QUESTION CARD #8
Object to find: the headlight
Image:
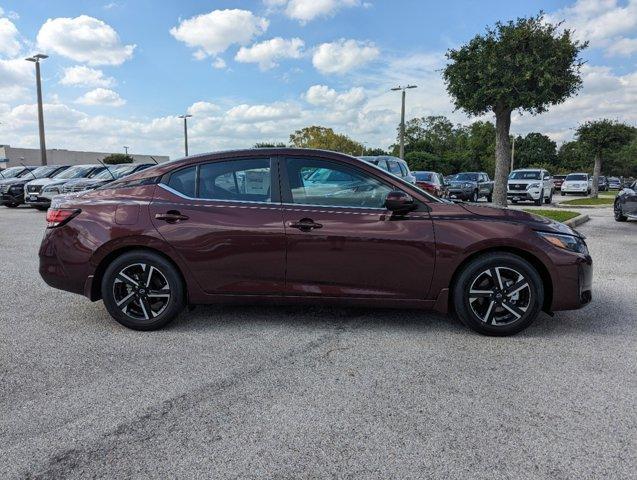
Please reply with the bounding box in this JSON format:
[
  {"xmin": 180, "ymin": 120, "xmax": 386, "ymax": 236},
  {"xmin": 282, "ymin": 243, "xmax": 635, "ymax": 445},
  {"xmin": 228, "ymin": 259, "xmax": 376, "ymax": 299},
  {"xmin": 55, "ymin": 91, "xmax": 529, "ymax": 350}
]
[
  {"xmin": 527, "ymin": 183, "xmax": 540, "ymax": 189},
  {"xmin": 9, "ymin": 185, "xmax": 22, "ymax": 191},
  {"xmin": 464, "ymin": 182, "xmax": 473, "ymax": 188},
  {"xmin": 536, "ymin": 231, "xmax": 588, "ymax": 255}
]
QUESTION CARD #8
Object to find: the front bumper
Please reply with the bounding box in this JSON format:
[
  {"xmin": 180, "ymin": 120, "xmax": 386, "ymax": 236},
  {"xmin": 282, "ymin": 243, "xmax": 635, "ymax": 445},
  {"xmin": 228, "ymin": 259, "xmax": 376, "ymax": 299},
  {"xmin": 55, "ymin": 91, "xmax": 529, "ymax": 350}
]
[
  {"xmin": 561, "ymin": 186, "xmax": 588, "ymax": 193},
  {"xmin": 448, "ymin": 188, "xmax": 472, "ymax": 200},
  {"xmin": 550, "ymin": 252, "xmax": 593, "ymax": 311},
  {"xmin": 25, "ymin": 190, "xmax": 58, "ymax": 207},
  {"xmin": 0, "ymin": 191, "xmax": 24, "ymax": 205},
  {"xmin": 507, "ymin": 188, "xmax": 542, "ymax": 201}
]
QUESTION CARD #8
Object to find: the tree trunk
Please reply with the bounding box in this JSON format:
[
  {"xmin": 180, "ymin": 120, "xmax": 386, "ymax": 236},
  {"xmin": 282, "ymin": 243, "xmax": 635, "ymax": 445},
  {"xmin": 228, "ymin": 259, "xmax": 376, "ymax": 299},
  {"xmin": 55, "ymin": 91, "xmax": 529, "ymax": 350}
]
[
  {"xmin": 493, "ymin": 108, "xmax": 512, "ymax": 207},
  {"xmin": 591, "ymin": 152, "xmax": 601, "ymax": 198}
]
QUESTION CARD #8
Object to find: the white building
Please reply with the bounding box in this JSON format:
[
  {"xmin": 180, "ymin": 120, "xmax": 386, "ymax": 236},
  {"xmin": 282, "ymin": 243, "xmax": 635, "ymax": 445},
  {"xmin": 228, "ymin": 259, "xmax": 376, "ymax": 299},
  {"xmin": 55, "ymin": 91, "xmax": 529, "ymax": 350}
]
[{"xmin": 0, "ymin": 145, "xmax": 169, "ymax": 169}]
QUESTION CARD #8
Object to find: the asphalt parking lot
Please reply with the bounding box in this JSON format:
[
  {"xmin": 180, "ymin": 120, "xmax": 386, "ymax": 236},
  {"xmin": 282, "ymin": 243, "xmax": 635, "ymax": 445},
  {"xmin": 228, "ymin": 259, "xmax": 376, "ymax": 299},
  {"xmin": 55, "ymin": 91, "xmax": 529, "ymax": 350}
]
[{"xmin": 1, "ymin": 206, "xmax": 635, "ymax": 479}]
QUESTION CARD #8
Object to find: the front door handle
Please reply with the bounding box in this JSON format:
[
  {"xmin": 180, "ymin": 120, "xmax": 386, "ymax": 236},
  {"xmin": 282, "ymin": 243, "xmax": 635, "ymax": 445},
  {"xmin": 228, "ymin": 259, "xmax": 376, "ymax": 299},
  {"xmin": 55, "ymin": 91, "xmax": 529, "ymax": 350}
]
[
  {"xmin": 155, "ymin": 210, "xmax": 189, "ymax": 222},
  {"xmin": 288, "ymin": 218, "xmax": 323, "ymax": 232}
]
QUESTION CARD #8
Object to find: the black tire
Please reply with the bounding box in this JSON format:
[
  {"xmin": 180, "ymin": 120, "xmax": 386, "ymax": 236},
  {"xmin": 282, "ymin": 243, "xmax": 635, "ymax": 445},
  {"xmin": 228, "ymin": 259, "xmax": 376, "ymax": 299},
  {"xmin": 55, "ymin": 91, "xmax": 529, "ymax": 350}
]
[
  {"xmin": 35, "ymin": 205, "xmax": 48, "ymax": 211},
  {"xmin": 614, "ymin": 201, "xmax": 627, "ymax": 222},
  {"xmin": 544, "ymin": 189, "xmax": 553, "ymax": 204},
  {"xmin": 101, "ymin": 250, "xmax": 186, "ymax": 330},
  {"xmin": 471, "ymin": 190, "xmax": 478, "ymax": 202},
  {"xmin": 534, "ymin": 190, "xmax": 543, "ymax": 206},
  {"xmin": 452, "ymin": 252, "xmax": 544, "ymax": 336},
  {"xmin": 486, "ymin": 193, "xmax": 493, "ymax": 203},
  {"xmin": 5, "ymin": 203, "xmax": 18, "ymax": 208},
  {"xmin": 560, "ymin": 191, "xmax": 565, "ymax": 196}
]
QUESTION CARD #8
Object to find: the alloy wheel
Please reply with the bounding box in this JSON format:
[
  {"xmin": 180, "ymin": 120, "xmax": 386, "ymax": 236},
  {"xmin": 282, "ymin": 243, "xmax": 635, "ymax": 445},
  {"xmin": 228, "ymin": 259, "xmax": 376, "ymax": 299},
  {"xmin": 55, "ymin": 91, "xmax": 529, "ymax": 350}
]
[
  {"xmin": 112, "ymin": 263, "xmax": 171, "ymax": 321},
  {"xmin": 467, "ymin": 266, "xmax": 531, "ymax": 325}
]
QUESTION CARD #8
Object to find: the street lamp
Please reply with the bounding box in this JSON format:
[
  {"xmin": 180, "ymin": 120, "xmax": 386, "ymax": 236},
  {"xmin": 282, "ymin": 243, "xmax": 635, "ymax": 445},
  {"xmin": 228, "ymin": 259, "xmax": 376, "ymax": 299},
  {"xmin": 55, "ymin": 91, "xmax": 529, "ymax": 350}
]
[
  {"xmin": 178, "ymin": 114, "xmax": 192, "ymax": 157},
  {"xmin": 391, "ymin": 85, "xmax": 417, "ymax": 160},
  {"xmin": 25, "ymin": 53, "xmax": 49, "ymax": 166},
  {"xmin": 123, "ymin": 145, "xmax": 129, "ymax": 156}
]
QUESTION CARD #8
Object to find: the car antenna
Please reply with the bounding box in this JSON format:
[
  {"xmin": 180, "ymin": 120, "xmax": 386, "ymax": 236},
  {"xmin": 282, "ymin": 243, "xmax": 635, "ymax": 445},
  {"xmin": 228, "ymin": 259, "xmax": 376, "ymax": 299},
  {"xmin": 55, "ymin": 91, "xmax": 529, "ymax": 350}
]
[
  {"xmin": 149, "ymin": 156, "xmax": 159, "ymax": 164},
  {"xmin": 96, "ymin": 158, "xmax": 116, "ymax": 180},
  {"xmin": 19, "ymin": 161, "xmax": 37, "ymax": 180}
]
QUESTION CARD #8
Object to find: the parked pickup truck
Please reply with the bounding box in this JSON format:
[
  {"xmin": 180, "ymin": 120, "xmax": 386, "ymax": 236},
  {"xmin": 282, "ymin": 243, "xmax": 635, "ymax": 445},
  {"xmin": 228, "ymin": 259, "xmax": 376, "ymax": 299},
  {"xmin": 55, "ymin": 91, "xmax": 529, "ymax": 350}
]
[{"xmin": 447, "ymin": 172, "xmax": 494, "ymax": 202}]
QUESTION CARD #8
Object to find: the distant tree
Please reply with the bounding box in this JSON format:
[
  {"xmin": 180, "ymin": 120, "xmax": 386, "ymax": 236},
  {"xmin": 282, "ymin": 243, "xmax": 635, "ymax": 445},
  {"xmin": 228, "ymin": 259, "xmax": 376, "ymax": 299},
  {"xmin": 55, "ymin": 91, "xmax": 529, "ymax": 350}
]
[
  {"xmin": 103, "ymin": 153, "xmax": 133, "ymax": 165},
  {"xmin": 576, "ymin": 119, "xmax": 635, "ymax": 197},
  {"xmin": 254, "ymin": 142, "xmax": 287, "ymax": 148},
  {"xmin": 443, "ymin": 13, "xmax": 587, "ymax": 206},
  {"xmin": 557, "ymin": 141, "xmax": 589, "ymax": 173},
  {"xmin": 362, "ymin": 147, "xmax": 389, "ymax": 156},
  {"xmin": 608, "ymin": 137, "xmax": 637, "ymax": 177},
  {"xmin": 513, "ymin": 132, "xmax": 557, "ymax": 169},
  {"xmin": 289, "ymin": 126, "xmax": 363, "ymax": 156},
  {"xmin": 466, "ymin": 121, "xmax": 496, "ymax": 175},
  {"xmin": 405, "ymin": 151, "xmax": 444, "ymax": 173}
]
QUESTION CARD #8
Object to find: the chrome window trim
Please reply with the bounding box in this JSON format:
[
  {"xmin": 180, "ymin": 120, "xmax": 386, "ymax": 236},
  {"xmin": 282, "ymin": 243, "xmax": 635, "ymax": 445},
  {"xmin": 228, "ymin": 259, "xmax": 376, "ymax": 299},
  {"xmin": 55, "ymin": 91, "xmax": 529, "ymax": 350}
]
[{"xmin": 158, "ymin": 183, "xmax": 274, "ymax": 205}]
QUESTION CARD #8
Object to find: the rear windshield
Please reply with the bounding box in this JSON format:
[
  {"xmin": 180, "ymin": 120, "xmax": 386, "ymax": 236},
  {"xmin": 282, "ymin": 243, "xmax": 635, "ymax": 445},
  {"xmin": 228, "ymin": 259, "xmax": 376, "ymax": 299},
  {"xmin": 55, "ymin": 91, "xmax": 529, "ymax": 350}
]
[
  {"xmin": 509, "ymin": 171, "xmax": 540, "ymax": 180},
  {"xmin": 566, "ymin": 174, "xmax": 587, "ymax": 181},
  {"xmin": 455, "ymin": 173, "xmax": 479, "ymax": 181},
  {"xmin": 414, "ymin": 172, "xmax": 433, "ymax": 181}
]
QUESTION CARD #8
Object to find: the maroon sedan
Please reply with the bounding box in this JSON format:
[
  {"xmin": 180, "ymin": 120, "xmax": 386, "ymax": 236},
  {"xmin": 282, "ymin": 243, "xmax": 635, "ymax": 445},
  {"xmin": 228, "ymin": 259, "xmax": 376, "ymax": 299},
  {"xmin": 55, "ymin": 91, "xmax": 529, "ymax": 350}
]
[{"xmin": 39, "ymin": 149, "xmax": 592, "ymax": 336}]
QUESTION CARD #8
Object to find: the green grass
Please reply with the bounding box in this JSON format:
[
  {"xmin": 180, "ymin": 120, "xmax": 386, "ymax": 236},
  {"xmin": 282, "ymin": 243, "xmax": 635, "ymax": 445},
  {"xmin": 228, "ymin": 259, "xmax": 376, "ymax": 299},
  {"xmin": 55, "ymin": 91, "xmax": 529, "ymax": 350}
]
[
  {"xmin": 523, "ymin": 209, "xmax": 581, "ymax": 222},
  {"xmin": 560, "ymin": 196, "xmax": 614, "ymax": 206}
]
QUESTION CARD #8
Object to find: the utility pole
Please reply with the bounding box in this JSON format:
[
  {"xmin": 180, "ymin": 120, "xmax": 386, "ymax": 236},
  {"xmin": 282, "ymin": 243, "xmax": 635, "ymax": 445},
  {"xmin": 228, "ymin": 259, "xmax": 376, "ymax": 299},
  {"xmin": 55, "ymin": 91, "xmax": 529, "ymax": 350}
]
[
  {"xmin": 391, "ymin": 85, "xmax": 417, "ymax": 159},
  {"xmin": 178, "ymin": 114, "xmax": 192, "ymax": 157},
  {"xmin": 25, "ymin": 54, "xmax": 49, "ymax": 165},
  {"xmin": 510, "ymin": 136, "xmax": 516, "ymax": 171},
  {"xmin": 123, "ymin": 146, "xmax": 129, "ymax": 156}
]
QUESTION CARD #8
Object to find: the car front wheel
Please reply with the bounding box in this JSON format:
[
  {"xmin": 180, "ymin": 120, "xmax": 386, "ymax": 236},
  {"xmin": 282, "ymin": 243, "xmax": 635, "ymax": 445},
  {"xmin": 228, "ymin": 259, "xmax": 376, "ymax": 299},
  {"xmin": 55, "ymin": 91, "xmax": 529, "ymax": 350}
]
[
  {"xmin": 101, "ymin": 250, "xmax": 186, "ymax": 330},
  {"xmin": 614, "ymin": 201, "xmax": 627, "ymax": 222},
  {"xmin": 452, "ymin": 253, "xmax": 544, "ymax": 336}
]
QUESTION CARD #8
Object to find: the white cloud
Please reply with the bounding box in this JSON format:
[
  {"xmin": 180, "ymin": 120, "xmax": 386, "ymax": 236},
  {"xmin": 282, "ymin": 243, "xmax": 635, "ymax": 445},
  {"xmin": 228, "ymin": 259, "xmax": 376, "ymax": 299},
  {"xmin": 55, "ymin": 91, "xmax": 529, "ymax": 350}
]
[
  {"xmin": 606, "ymin": 37, "xmax": 637, "ymax": 56},
  {"xmin": 226, "ymin": 102, "xmax": 302, "ymax": 122},
  {"xmin": 264, "ymin": 0, "xmax": 363, "ymax": 23},
  {"xmin": 312, "ymin": 39, "xmax": 379, "ymax": 74},
  {"xmin": 0, "ymin": 17, "xmax": 21, "ymax": 56},
  {"xmin": 76, "ymin": 88, "xmax": 126, "ymax": 107},
  {"xmin": 548, "ymin": 0, "xmax": 637, "ymax": 55},
  {"xmin": 235, "ymin": 37, "xmax": 304, "ymax": 70},
  {"xmin": 187, "ymin": 101, "xmax": 221, "ymax": 116},
  {"xmin": 304, "ymin": 85, "xmax": 366, "ymax": 110},
  {"xmin": 170, "ymin": 9, "xmax": 269, "ymax": 58},
  {"xmin": 0, "ymin": 59, "xmax": 32, "ymax": 101},
  {"xmin": 212, "ymin": 58, "xmax": 227, "ymax": 69},
  {"xmin": 37, "ymin": 15, "xmax": 135, "ymax": 65},
  {"xmin": 60, "ymin": 65, "xmax": 116, "ymax": 87}
]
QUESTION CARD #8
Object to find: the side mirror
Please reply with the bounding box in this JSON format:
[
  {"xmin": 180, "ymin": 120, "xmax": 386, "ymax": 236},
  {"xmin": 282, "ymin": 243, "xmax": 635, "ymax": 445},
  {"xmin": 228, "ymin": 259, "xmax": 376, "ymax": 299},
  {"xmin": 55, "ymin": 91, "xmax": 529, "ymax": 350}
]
[{"xmin": 385, "ymin": 191, "xmax": 417, "ymax": 214}]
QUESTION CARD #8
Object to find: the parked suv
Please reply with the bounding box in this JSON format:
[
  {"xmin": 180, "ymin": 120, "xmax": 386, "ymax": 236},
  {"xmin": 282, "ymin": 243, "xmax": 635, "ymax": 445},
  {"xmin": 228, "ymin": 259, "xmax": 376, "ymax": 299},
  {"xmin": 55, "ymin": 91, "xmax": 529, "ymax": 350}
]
[
  {"xmin": 0, "ymin": 166, "xmax": 37, "ymax": 207},
  {"xmin": 39, "ymin": 148, "xmax": 592, "ymax": 336},
  {"xmin": 561, "ymin": 173, "xmax": 590, "ymax": 196},
  {"xmin": 614, "ymin": 179, "xmax": 637, "ymax": 221},
  {"xmin": 25, "ymin": 164, "xmax": 105, "ymax": 209},
  {"xmin": 61, "ymin": 163, "xmax": 154, "ymax": 192},
  {"xmin": 507, "ymin": 169, "xmax": 554, "ymax": 205},
  {"xmin": 358, "ymin": 156, "xmax": 416, "ymax": 183},
  {"xmin": 1, "ymin": 165, "xmax": 69, "ymax": 208},
  {"xmin": 448, "ymin": 172, "xmax": 493, "ymax": 202}
]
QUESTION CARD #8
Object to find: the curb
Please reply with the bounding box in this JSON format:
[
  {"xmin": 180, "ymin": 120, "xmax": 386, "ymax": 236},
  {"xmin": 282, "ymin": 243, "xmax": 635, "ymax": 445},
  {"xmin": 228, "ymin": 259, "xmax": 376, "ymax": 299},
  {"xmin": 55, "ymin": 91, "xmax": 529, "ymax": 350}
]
[
  {"xmin": 555, "ymin": 202, "xmax": 613, "ymax": 209},
  {"xmin": 564, "ymin": 214, "xmax": 590, "ymax": 228}
]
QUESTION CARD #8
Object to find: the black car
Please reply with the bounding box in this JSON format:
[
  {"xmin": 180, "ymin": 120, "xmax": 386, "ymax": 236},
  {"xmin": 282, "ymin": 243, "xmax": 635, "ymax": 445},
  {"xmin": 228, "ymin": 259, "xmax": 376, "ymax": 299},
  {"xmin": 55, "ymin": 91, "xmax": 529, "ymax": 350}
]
[
  {"xmin": 597, "ymin": 175, "xmax": 609, "ymax": 191},
  {"xmin": 0, "ymin": 166, "xmax": 39, "ymax": 207},
  {"xmin": 614, "ymin": 180, "xmax": 637, "ymax": 222},
  {"xmin": 60, "ymin": 163, "xmax": 154, "ymax": 192},
  {"xmin": 0, "ymin": 165, "xmax": 71, "ymax": 208},
  {"xmin": 448, "ymin": 172, "xmax": 494, "ymax": 202}
]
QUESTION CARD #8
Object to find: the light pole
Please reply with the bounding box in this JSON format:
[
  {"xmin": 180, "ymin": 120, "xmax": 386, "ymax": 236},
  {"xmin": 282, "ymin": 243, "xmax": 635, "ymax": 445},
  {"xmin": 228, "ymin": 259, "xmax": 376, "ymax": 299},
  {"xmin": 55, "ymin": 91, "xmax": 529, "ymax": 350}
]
[
  {"xmin": 391, "ymin": 85, "xmax": 417, "ymax": 160},
  {"xmin": 178, "ymin": 114, "xmax": 192, "ymax": 157},
  {"xmin": 25, "ymin": 53, "xmax": 49, "ymax": 165},
  {"xmin": 123, "ymin": 146, "xmax": 129, "ymax": 156}
]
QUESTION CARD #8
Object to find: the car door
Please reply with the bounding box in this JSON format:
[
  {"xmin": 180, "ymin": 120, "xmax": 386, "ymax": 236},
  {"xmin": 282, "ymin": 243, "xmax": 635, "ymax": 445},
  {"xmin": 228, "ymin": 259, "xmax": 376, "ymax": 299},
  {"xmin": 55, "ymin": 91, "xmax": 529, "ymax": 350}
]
[
  {"xmin": 279, "ymin": 156, "xmax": 436, "ymax": 299},
  {"xmin": 150, "ymin": 157, "xmax": 286, "ymax": 295},
  {"xmin": 624, "ymin": 182, "xmax": 637, "ymax": 216}
]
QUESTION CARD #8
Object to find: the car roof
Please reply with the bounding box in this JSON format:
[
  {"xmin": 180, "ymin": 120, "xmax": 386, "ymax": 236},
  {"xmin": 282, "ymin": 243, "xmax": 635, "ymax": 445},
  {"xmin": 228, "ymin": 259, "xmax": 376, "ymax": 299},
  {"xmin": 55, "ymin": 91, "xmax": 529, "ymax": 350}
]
[{"xmin": 512, "ymin": 168, "xmax": 544, "ymax": 171}]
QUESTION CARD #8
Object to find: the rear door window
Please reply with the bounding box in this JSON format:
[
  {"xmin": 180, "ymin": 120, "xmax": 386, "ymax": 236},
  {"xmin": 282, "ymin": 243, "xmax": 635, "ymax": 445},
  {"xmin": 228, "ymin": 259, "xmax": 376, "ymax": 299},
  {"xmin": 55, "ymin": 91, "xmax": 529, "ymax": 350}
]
[
  {"xmin": 198, "ymin": 159, "xmax": 271, "ymax": 202},
  {"xmin": 167, "ymin": 166, "xmax": 196, "ymax": 198}
]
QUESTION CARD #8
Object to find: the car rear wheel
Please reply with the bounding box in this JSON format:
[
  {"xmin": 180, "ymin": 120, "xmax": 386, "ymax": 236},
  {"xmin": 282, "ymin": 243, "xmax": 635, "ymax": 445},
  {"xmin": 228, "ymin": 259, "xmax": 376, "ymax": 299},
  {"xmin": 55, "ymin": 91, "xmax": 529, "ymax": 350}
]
[
  {"xmin": 614, "ymin": 201, "xmax": 627, "ymax": 222},
  {"xmin": 534, "ymin": 190, "xmax": 543, "ymax": 205},
  {"xmin": 101, "ymin": 250, "xmax": 185, "ymax": 330},
  {"xmin": 471, "ymin": 190, "xmax": 478, "ymax": 202},
  {"xmin": 544, "ymin": 189, "xmax": 553, "ymax": 204},
  {"xmin": 452, "ymin": 253, "xmax": 544, "ymax": 336}
]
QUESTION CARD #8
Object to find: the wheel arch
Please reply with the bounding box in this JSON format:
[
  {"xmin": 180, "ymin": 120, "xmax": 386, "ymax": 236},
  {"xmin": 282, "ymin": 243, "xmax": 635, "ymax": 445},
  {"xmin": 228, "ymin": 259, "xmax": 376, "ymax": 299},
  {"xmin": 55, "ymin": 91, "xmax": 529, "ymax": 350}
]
[
  {"xmin": 90, "ymin": 245, "xmax": 188, "ymax": 302},
  {"xmin": 448, "ymin": 246, "xmax": 553, "ymax": 313}
]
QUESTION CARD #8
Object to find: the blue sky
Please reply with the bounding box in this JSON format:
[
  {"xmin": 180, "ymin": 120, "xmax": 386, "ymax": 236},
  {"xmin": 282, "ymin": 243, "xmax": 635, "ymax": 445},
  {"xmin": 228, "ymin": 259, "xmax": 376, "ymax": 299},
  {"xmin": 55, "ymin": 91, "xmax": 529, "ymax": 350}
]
[{"xmin": 0, "ymin": 0, "xmax": 635, "ymax": 158}]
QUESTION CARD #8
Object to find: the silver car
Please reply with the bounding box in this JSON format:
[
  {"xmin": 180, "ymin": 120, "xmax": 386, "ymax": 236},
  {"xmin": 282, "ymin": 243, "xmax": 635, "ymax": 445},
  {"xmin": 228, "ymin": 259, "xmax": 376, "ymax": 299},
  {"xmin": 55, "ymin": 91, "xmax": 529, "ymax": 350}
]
[{"xmin": 358, "ymin": 156, "xmax": 417, "ymax": 184}]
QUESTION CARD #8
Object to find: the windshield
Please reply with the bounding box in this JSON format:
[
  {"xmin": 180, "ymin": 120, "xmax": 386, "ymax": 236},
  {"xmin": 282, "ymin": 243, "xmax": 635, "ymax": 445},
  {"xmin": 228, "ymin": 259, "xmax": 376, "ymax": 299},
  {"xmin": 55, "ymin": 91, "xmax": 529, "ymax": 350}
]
[
  {"xmin": 54, "ymin": 166, "xmax": 94, "ymax": 179},
  {"xmin": 454, "ymin": 173, "xmax": 479, "ymax": 181},
  {"xmin": 0, "ymin": 167, "xmax": 25, "ymax": 179},
  {"xmin": 566, "ymin": 174, "xmax": 587, "ymax": 181},
  {"xmin": 94, "ymin": 165, "xmax": 135, "ymax": 180},
  {"xmin": 31, "ymin": 166, "xmax": 61, "ymax": 179},
  {"xmin": 414, "ymin": 172, "xmax": 434, "ymax": 181},
  {"xmin": 509, "ymin": 171, "xmax": 541, "ymax": 180}
]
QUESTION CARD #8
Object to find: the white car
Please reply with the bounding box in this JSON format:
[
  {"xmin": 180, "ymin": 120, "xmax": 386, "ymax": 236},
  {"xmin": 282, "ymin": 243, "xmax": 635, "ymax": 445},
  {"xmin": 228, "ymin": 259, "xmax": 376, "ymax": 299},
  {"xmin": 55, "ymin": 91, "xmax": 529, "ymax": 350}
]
[
  {"xmin": 24, "ymin": 164, "xmax": 104, "ymax": 209},
  {"xmin": 561, "ymin": 173, "xmax": 591, "ymax": 196},
  {"xmin": 507, "ymin": 168, "xmax": 554, "ymax": 205}
]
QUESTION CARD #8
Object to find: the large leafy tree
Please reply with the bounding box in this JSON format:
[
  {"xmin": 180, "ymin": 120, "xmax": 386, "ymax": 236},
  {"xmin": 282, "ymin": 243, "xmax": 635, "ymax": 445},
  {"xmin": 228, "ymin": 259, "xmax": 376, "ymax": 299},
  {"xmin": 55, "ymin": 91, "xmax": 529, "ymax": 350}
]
[
  {"xmin": 513, "ymin": 132, "xmax": 557, "ymax": 169},
  {"xmin": 289, "ymin": 126, "xmax": 363, "ymax": 156},
  {"xmin": 576, "ymin": 119, "xmax": 635, "ymax": 197},
  {"xmin": 443, "ymin": 13, "xmax": 587, "ymax": 206}
]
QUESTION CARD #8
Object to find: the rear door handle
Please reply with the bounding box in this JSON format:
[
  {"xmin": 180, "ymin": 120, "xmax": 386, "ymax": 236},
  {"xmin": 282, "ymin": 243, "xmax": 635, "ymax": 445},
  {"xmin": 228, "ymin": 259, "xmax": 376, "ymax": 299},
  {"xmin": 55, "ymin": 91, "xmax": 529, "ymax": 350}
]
[
  {"xmin": 155, "ymin": 211, "xmax": 189, "ymax": 222},
  {"xmin": 288, "ymin": 218, "xmax": 323, "ymax": 232}
]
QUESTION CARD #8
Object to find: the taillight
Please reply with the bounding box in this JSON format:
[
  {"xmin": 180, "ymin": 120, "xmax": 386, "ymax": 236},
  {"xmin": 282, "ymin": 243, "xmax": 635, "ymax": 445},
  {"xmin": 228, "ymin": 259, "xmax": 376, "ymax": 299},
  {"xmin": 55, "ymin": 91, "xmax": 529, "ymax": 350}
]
[{"xmin": 46, "ymin": 208, "xmax": 80, "ymax": 228}]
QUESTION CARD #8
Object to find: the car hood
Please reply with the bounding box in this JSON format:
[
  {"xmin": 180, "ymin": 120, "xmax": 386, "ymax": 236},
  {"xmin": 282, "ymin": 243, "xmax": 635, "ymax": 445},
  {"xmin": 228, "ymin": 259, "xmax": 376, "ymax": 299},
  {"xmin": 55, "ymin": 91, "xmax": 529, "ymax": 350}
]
[
  {"xmin": 27, "ymin": 177, "xmax": 65, "ymax": 187},
  {"xmin": 507, "ymin": 179, "xmax": 539, "ymax": 185},
  {"xmin": 0, "ymin": 177, "xmax": 30, "ymax": 187},
  {"xmin": 459, "ymin": 203, "xmax": 579, "ymax": 236},
  {"xmin": 449, "ymin": 180, "xmax": 476, "ymax": 187}
]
